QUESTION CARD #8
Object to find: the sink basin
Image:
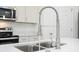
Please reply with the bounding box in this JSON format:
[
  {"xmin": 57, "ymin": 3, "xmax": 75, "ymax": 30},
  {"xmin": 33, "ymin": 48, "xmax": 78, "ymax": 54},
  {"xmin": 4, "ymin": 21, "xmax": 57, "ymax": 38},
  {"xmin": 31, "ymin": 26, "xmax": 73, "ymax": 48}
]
[
  {"xmin": 15, "ymin": 45, "xmax": 45, "ymax": 52},
  {"xmin": 36, "ymin": 42, "xmax": 66, "ymax": 48},
  {"xmin": 36, "ymin": 42, "xmax": 53, "ymax": 48}
]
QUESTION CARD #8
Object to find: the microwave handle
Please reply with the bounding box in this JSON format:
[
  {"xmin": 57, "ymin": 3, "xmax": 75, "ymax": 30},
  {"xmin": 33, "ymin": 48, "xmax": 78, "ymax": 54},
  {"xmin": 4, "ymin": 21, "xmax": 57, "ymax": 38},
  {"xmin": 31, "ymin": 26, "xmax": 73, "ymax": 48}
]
[{"xmin": 11, "ymin": 9, "xmax": 13, "ymax": 18}]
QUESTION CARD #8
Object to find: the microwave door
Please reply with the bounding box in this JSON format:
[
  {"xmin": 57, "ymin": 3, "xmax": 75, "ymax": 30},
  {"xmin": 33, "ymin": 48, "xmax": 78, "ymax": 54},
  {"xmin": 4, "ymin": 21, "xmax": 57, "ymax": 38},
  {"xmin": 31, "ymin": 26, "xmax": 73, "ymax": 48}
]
[{"xmin": 5, "ymin": 9, "xmax": 12, "ymax": 18}]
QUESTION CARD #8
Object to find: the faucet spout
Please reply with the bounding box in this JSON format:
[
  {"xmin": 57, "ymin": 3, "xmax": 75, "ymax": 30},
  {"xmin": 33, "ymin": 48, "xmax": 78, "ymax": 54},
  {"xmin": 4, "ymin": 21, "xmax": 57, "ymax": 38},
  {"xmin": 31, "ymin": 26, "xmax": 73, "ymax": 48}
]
[{"xmin": 38, "ymin": 6, "xmax": 60, "ymax": 49}]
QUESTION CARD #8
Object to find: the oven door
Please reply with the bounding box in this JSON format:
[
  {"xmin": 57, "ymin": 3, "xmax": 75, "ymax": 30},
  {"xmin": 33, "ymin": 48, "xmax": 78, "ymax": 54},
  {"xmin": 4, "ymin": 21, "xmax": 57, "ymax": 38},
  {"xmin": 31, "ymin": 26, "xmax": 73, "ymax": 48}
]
[{"xmin": 0, "ymin": 32, "xmax": 12, "ymax": 38}]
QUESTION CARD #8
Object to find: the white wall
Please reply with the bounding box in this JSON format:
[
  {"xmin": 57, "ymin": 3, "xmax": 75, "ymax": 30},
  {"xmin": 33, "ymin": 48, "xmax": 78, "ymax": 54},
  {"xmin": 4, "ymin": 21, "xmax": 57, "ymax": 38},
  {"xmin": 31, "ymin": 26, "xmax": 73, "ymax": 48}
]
[{"xmin": 11, "ymin": 22, "xmax": 36, "ymax": 36}]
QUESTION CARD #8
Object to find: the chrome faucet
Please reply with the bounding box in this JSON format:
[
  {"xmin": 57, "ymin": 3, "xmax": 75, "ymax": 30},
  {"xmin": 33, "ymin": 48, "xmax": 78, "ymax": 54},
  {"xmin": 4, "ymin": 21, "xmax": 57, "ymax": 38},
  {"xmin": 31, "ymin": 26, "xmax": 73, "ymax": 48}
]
[{"xmin": 38, "ymin": 6, "xmax": 60, "ymax": 50}]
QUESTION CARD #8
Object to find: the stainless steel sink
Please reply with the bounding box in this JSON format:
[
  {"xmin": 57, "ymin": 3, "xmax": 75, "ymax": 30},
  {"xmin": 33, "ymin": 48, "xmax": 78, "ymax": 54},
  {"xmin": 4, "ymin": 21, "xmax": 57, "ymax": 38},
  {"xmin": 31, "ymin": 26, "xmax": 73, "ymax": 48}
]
[
  {"xmin": 15, "ymin": 42, "xmax": 66, "ymax": 52},
  {"xmin": 15, "ymin": 45, "xmax": 45, "ymax": 52}
]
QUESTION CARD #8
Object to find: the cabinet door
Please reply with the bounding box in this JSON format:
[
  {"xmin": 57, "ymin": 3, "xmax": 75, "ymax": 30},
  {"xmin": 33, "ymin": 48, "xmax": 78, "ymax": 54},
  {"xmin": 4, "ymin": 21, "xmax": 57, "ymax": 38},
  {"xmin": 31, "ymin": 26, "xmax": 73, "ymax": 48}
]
[
  {"xmin": 16, "ymin": 6, "xmax": 26, "ymax": 22},
  {"xmin": 25, "ymin": 6, "xmax": 40, "ymax": 23}
]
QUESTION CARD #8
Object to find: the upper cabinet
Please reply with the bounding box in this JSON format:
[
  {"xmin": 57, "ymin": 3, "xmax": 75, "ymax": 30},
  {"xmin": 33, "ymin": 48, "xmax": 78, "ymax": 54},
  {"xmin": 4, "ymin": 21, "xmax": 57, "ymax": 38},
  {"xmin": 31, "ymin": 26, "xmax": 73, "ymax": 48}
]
[
  {"xmin": 16, "ymin": 6, "xmax": 43, "ymax": 24},
  {"xmin": 16, "ymin": 6, "xmax": 26, "ymax": 22}
]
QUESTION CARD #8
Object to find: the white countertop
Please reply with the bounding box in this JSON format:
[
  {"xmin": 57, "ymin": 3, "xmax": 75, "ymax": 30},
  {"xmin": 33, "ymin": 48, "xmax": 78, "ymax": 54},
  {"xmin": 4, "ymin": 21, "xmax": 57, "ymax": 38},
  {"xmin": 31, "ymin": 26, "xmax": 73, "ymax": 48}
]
[
  {"xmin": 0, "ymin": 38, "xmax": 79, "ymax": 52},
  {"xmin": 40, "ymin": 38, "xmax": 79, "ymax": 52},
  {"xmin": 0, "ymin": 45, "xmax": 21, "ymax": 52}
]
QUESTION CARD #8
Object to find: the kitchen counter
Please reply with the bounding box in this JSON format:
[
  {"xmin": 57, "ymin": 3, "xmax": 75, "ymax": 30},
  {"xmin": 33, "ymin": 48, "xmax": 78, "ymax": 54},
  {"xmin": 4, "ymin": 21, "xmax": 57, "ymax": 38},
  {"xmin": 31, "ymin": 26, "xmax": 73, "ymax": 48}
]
[
  {"xmin": 0, "ymin": 45, "xmax": 21, "ymax": 52},
  {"xmin": 0, "ymin": 38, "xmax": 79, "ymax": 52}
]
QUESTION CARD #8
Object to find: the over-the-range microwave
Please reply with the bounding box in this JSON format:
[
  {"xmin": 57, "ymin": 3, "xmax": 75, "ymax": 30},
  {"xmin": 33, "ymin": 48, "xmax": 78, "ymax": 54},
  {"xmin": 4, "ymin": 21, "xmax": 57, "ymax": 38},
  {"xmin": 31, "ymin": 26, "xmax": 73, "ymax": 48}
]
[{"xmin": 0, "ymin": 7, "xmax": 16, "ymax": 21}]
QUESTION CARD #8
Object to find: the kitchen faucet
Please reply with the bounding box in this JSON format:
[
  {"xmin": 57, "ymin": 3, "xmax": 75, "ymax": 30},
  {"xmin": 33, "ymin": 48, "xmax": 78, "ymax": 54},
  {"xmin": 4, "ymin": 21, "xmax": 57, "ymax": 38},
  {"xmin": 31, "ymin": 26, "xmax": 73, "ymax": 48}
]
[{"xmin": 38, "ymin": 6, "xmax": 60, "ymax": 51}]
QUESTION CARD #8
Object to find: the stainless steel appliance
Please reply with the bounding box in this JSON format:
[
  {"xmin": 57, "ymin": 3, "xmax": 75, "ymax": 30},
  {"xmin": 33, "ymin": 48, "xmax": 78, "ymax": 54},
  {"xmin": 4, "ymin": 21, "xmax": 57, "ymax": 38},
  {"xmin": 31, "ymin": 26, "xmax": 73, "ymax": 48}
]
[
  {"xmin": 0, "ymin": 7, "xmax": 16, "ymax": 21},
  {"xmin": 0, "ymin": 27, "xmax": 19, "ymax": 45},
  {"xmin": 0, "ymin": 27, "xmax": 13, "ymax": 38}
]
